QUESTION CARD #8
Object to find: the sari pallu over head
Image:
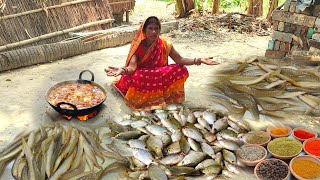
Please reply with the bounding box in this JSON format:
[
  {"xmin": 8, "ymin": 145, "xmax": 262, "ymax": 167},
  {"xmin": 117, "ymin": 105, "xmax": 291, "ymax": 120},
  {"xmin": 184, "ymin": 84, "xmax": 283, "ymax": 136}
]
[{"xmin": 114, "ymin": 17, "xmax": 189, "ymax": 110}]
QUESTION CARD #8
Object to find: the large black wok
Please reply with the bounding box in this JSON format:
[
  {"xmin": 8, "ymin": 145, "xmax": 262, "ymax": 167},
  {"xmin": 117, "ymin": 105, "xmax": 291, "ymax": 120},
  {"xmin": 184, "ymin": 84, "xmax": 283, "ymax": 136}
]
[{"xmin": 46, "ymin": 70, "xmax": 107, "ymax": 117}]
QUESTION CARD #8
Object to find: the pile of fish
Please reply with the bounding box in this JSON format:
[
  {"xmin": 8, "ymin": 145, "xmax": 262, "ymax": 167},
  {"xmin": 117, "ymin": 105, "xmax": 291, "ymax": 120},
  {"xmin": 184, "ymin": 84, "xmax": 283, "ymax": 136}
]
[
  {"xmin": 0, "ymin": 124, "xmax": 126, "ymax": 180},
  {"xmin": 209, "ymin": 56, "xmax": 320, "ymax": 120},
  {"xmin": 104, "ymin": 104, "xmax": 251, "ymax": 179}
]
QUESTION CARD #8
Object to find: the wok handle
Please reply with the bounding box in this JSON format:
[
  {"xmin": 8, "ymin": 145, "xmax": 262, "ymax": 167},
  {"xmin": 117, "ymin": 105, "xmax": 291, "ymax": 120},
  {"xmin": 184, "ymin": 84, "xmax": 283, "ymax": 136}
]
[
  {"xmin": 56, "ymin": 102, "xmax": 78, "ymax": 111},
  {"xmin": 79, "ymin": 70, "xmax": 94, "ymax": 81}
]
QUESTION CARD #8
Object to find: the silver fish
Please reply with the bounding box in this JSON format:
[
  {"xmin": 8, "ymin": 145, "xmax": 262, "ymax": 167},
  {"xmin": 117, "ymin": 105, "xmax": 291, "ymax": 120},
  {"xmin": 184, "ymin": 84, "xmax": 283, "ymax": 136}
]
[
  {"xmin": 218, "ymin": 140, "xmax": 240, "ymax": 151},
  {"xmin": 171, "ymin": 131, "xmax": 182, "ymax": 142},
  {"xmin": 182, "ymin": 127, "xmax": 206, "ymax": 143},
  {"xmin": 201, "ymin": 143, "xmax": 215, "ymax": 158},
  {"xmin": 146, "ymin": 124, "xmax": 168, "ymax": 136},
  {"xmin": 148, "ymin": 163, "xmax": 168, "ymax": 180},
  {"xmin": 188, "ymin": 138, "xmax": 201, "ymax": 152},
  {"xmin": 177, "ymin": 151, "xmax": 207, "ymax": 166},
  {"xmin": 128, "ymin": 139, "xmax": 147, "ymax": 150},
  {"xmin": 202, "ymin": 111, "xmax": 216, "ymax": 124},
  {"xmin": 160, "ymin": 154, "xmax": 184, "ymax": 165},
  {"xmin": 132, "ymin": 148, "xmax": 153, "ymax": 166},
  {"xmin": 195, "ymin": 159, "xmax": 217, "ymax": 170},
  {"xmin": 222, "ymin": 149, "xmax": 236, "ymax": 164}
]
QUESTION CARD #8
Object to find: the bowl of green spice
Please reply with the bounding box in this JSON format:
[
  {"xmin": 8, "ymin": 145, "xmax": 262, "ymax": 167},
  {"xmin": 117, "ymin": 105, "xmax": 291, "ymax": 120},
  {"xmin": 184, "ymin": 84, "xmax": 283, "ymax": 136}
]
[
  {"xmin": 267, "ymin": 137, "xmax": 303, "ymax": 160},
  {"xmin": 236, "ymin": 145, "xmax": 267, "ymax": 166},
  {"xmin": 243, "ymin": 131, "xmax": 271, "ymax": 146}
]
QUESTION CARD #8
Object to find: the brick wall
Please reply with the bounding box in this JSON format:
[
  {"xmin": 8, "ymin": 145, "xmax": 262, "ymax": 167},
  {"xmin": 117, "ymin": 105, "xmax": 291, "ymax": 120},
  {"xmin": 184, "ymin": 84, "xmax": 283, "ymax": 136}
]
[{"xmin": 266, "ymin": 0, "xmax": 320, "ymax": 59}]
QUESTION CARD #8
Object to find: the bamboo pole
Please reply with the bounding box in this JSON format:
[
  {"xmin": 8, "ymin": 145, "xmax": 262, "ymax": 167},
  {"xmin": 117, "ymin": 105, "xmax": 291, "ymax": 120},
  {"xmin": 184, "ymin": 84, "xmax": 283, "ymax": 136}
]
[
  {"xmin": 0, "ymin": 19, "xmax": 114, "ymax": 52},
  {"xmin": 0, "ymin": 0, "xmax": 93, "ymax": 20}
]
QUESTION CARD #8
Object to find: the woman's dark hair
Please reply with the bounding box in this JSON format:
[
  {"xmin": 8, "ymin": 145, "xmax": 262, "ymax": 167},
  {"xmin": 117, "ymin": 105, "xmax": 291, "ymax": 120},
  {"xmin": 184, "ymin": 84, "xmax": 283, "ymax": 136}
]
[{"xmin": 143, "ymin": 16, "xmax": 161, "ymax": 32}]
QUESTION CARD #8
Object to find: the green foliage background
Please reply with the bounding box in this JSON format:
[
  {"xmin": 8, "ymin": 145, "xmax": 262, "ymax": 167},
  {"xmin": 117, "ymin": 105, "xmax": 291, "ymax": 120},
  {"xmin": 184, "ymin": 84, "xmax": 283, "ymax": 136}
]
[{"xmin": 158, "ymin": 0, "xmax": 287, "ymax": 17}]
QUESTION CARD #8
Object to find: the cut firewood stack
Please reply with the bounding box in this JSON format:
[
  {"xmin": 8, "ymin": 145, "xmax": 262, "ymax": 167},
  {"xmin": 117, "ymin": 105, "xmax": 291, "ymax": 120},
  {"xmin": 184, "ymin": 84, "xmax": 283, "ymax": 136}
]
[{"xmin": 266, "ymin": 0, "xmax": 320, "ymax": 61}]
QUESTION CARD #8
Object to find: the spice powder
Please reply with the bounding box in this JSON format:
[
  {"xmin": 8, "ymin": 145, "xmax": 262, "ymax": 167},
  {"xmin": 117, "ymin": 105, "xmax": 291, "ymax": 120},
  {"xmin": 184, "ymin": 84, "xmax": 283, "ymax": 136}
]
[
  {"xmin": 268, "ymin": 138, "xmax": 302, "ymax": 156},
  {"xmin": 292, "ymin": 159, "xmax": 320, "ymax": 179}
]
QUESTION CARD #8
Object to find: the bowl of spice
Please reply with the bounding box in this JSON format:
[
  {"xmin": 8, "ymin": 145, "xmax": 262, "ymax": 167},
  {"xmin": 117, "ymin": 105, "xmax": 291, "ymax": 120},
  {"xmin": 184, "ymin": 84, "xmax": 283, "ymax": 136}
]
[
  {"xmin": 303, "ymin": 138, "xmax": 320, "ymax": 158},
  {"xmin": 243, "ymin": 131, "xmax": 271, "ymax": 146},
  {"xmin": 292, "ymin": 127, "xmax": 317, "ymax": 142},
  {"xmin": 236, "ymin": 145, "xmax": 267, "ymax": 166},
  {"xmin": 266, "ymin": 125, "xmax": 292, "ymax": 138},
  {"xmin": 267, "ymin": 137, "xmax": 303, "ymax": 160},
  {"xmin": 289, "ymin": 155, "xmax": 320, "ymax": 180},
  {"xmin": 254, "ymin": 158, "xmax": 290, "ymax": 180}
]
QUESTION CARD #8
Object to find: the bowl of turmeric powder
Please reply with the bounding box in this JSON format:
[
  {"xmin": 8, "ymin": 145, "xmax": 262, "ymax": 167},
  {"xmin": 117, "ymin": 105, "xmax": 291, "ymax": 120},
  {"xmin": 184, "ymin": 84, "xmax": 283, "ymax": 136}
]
[
  {"xmin": 266, "ymin": 125, "xmax": 292, "ymax": 138},
  {"xmin": 289, "ymin": 155, "xmax": 320, "ymax": 180}
]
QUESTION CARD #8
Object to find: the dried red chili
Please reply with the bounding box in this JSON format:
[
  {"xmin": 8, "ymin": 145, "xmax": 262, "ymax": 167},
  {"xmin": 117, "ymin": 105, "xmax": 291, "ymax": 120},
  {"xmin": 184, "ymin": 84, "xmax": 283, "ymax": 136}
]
[
  {"xmin": 293, "ymin": 130, "xmax": 315, "ymax": 139},
  {"xmin": 305, "ymin": 139, "xmax": 320, "ymax": 156}
]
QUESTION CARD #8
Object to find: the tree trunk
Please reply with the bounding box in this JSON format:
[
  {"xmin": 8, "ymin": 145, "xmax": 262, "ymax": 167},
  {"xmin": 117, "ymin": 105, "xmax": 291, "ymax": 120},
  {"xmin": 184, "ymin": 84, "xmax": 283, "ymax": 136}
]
[
  {"xmin": 176, "ymin": 0, "xmax": 186, "ymax": 17},
  {"xmin": 185, "ymin": 0, "xmax": 194, "ymax": 12},
  {"xmin": 267, "ymin": 0, "xmax": 278, "ymax": 21},
  {"xmin": 212, "ymin": 0, "xmax": 219, "ymax": 14},
  {"xmin": 248, "ymin": 0, "xmax": 263, "ymax": 17}
]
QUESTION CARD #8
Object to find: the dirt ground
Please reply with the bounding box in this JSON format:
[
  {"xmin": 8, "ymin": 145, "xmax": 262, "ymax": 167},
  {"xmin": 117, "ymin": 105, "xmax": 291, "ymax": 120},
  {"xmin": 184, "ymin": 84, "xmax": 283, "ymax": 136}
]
[{"xmin": 0, "ymin": 1, "xmax": 276, "ymax": 179}]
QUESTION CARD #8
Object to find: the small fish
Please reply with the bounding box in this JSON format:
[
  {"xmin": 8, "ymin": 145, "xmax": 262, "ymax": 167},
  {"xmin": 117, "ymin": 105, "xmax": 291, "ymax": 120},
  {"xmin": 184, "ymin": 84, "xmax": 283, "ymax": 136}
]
[
  {"xmin": 224, "ymin": 161, "xmax": 244, "ymax": 174},
  {"xmin": 188, "ymin": 138, "xmax": 201, "ymax": 152},
  {"xmin": 182, "ymin": 127, "xmax": 206, "ymax": 143},
  {"xmin": 146, "ymin": 136, "xmax": 163, "ymax": 158},
  {"xmin": 218, "ymin": 140, "xmax": 240, "ymax": 151},
  {"xmin": 116, "ymin": 131, "xmax": 143, "ymax": 140},
  {"xmin": 222, "ymin": 149, "xmax": 236, "ymax": 164},
  {"xmin": 148, "ymin": 163, "xmax": 168, "ymax": 180},
  {"xmin": 202, "ymin": 111, "xmax": 216, "ymax": 124},
  {"xmin": 179, "ymin": 136, "xmax": 190, "ymax": 155},
  {"xmin": 160, "ymin": 154, "xmax": 184, "ymax": 165},
  {"xmin": 128, "ymin": 139, "xmax": 147, "ymax": 150},
  {"xmin": 132, "ymin": 148, "xmax": 153, "ymax": 166},
  {"xmin": 166, "ymin": 141, "xmax": 181, "ymax": 155},
  {"xmin": 201, "ymin": 143, "xmax": 215, "ymax": 158},
  {"xmin": 195, "ymin": 159, "xmax": 217, "ymax": 170},
  {"xmin": 171, "ymin": 131, "xmax": 182, "ymax": 142},
  {"xmin": 203, "ymin": 132, "xmax": 216, "ymax": 143},
  {"xmin": 197, "ymin": 117, "xmax": 211, "ymax": 131},
  {"xmin": 146, "ymin": 124, "xmax": 168, "ymax": 136},
  {"xmin": 131, "ymin": 120, "xmax": 148, "ymax": 128},
  {"xmin": 202, "ymin": 164, "xmax": 221, "ymax": 175},
  {"xmin": 212, "ymin": 117, "xmax": 228, "ymax": 133},
  {"xmin": 177, "ymin": 151, "xmax": 207, "ymax": 166}
]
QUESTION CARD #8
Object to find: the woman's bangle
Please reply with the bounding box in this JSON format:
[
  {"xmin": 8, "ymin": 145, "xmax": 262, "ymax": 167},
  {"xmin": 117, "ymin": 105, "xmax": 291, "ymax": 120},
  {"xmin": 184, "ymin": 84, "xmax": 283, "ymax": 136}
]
[{"xmin": 194, "ymin": 58, "xmax": 201, "ymax": 65}]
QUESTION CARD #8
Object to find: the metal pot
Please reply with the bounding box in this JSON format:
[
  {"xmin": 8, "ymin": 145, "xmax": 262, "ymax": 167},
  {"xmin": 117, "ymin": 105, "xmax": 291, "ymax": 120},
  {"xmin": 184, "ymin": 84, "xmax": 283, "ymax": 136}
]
[{"xmin": 46, "ymin": 70, "xmax": 106, "ymax": 117}]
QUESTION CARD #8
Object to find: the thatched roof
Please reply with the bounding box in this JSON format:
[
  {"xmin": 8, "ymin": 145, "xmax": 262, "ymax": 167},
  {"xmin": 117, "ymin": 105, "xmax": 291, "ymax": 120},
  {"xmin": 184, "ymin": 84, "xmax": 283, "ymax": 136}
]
[
  {"xmin": 109, "ymin": 0, "xmax": 135, "ymax": 14},
  {"xmin": 0, "ymin": 0, "xmax": 135, "ymax": 48}
]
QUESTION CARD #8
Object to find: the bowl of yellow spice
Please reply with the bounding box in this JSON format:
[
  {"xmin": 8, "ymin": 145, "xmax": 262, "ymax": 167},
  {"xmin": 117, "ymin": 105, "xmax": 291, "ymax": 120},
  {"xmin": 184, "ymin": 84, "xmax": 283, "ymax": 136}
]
[
  {"xmin": 289, "ymin": 155, "xmax": 320, "ymax": 180},
  {"xmin": 267, "ymin": 137, "xmax": 302, "ymax": 160},
  {"xmin": 266, "ymin": 125, "xmax": 292, "ymax": 138}
]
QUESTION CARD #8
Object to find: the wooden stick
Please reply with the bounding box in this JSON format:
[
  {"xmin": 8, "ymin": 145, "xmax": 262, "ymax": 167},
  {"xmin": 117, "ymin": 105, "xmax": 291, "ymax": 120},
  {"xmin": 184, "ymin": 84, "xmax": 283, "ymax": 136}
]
[
  {"xmin": 0, "ymin": 19, "xmax": 114, "ymax": 52},
  {"xmin": 0, "ymin": 0, "xmax": 92, "ymax": 20}
]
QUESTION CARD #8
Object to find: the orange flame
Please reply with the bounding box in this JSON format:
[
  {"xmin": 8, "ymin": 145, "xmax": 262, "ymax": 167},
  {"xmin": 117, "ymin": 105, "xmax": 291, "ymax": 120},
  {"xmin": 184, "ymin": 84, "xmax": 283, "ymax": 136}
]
[
  {"xmin": 63, "ymin": 115, "xmax": 72, "ymax": 120},
  {"xmin": 77, "ymin": 111, "xmax": 97, "ymax": 121}
]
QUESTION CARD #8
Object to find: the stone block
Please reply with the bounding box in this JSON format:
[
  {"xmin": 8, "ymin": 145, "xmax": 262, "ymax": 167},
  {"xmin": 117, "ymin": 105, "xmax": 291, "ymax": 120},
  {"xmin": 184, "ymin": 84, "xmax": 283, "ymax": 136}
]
[
  {"xmin": 265, "ymin": 50, "xmax": 286, "ymax": 59},
  {"xmin": 314, "ymin": 5, "xmax": 320, "ymax": 17},
  {"xmin": 313, "ymin": 33, "xmax": 320, "ymax": 41},
  {"xmin": 300, "ymin": 6, "xmax": 313, "ymax": 16},
  {"xmin": 294, "ymin": 25, "xmax": 302, "ymax": 35},
  {"xmin": 309, "ymin": 39, "xmax": 320, "ymax": 49},
  {"xmin": 278, "ymin": 22, "xmax": 285, "ymax": 31},
  {"xmin": 272, "ymin": 31, "xmax": 293, "ymax": 43},
  {"xmin": 273, "ymin": 21, "xmax": 279, "ymax": 31},
  {"xmin": 307, "ymin": 28, "xmax": 315, "ymax": 38},
  {"xmin": 280, "ymin": 42, "xmax": 291, "ymax": 52},
  {"xmin": 268, "ymin": 40, "xmax": 275, "ymax": 50},
  {"xmin": 289, "ymin": 2, "xmax": 297, "ymax": 13},
  {"xmin": 284, "ymin": 23, "xmax": 296, "ymax": 33},
  {"xmin": 315, "ymin": 18, "xmax": 320, "ymax": 28},
  {"xmin": 274, "ymin": 40, "xmax": 281, "ymax": 50},
  {"xmin": 272, "ymin": 10, "xmax": 316, "ymax": 27},
  {"xmin": 283, "ymin": 0, "xmax": 291, "ymax": 12}
]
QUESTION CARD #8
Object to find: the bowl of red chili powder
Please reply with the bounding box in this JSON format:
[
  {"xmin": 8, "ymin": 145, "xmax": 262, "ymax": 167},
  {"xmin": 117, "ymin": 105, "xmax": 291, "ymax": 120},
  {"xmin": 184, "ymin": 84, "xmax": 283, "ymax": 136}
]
[
  {"xmin": 292, "ymin": 127, "xmax": 317, "ymax": 142},
  {"xmin": 303, "ymin": 138, "xmax": 320, "ymax": 158}
]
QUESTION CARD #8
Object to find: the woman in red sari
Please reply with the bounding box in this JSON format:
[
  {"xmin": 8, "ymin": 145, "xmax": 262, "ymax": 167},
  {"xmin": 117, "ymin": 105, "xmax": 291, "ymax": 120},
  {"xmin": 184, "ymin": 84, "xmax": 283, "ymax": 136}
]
[{"xmin": 106, "ymin": 16, "xmax": 219, "ymax": 110}]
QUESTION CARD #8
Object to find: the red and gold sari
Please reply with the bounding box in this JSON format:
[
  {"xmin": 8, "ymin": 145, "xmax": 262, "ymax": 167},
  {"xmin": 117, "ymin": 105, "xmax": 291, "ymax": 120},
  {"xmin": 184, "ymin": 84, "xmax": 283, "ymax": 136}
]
[{"xmin": 113, "ymin": 20, "xmax": 189, "ymax": 110}]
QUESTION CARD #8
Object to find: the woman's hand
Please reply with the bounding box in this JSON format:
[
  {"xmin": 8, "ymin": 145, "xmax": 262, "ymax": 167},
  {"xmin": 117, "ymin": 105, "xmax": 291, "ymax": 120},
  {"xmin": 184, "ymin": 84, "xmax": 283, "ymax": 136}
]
[
  {"xmin": 105, "ymin": 66, "xmax": 123, "ymax": 77},
  {"xmin": 200, "ymin": 57, "xmax": 220, "ymax": 65}
]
